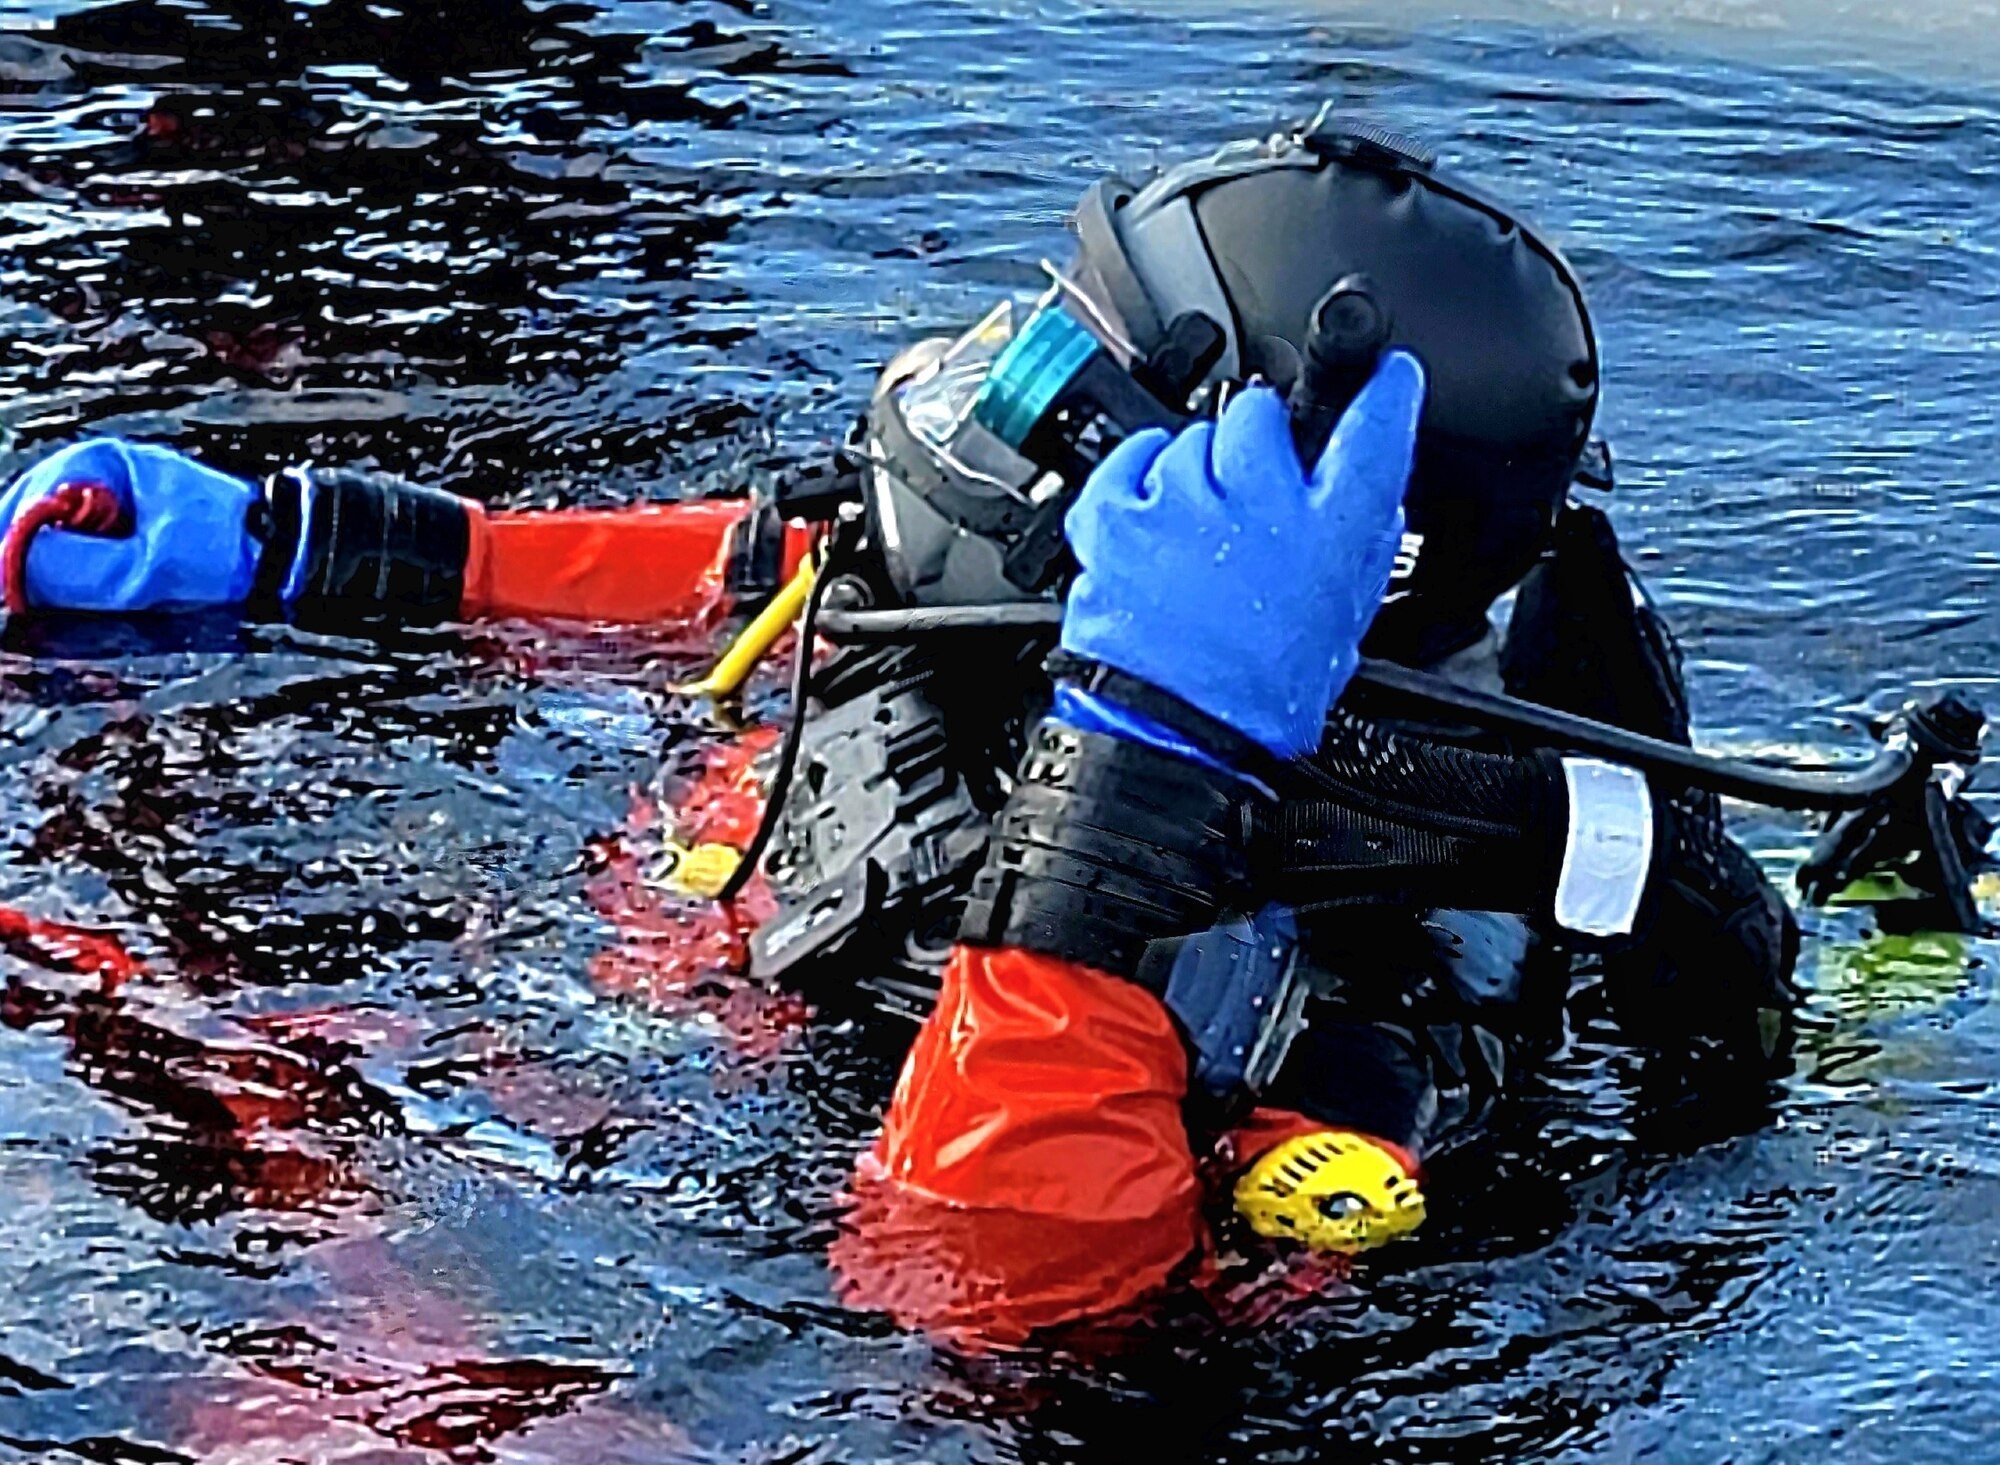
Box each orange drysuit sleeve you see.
[459,501,812,626]
[830,943,1204,1346]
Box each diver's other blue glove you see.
[0,438,263,611]
[1060,353,1427,763]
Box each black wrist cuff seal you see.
[958,719,1268,982]
[1043,651,1279,781]
[257,466,470,619]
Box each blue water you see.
[0,2,1996,1460]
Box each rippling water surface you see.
[0,2,1996,1461]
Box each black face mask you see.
[1079,115,1601,664]
[863,111,1601,666]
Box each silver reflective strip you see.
[1124,138,1317,218]
[1556,758,1655,937]
[1122,196,1241,379]
[279,463,318,604]
[869,463,905,561]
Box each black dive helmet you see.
[864,109,1600,665]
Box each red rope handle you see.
[0,905,144,992]
[2,480,132,614]
[0,481,147,988]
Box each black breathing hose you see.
[814,602,1924,812]
[818,606,1052,640]
[713,540,836,906]
[1353,659,1913,811]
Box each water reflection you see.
[0,0,1995,1461]
[0,0,834,499]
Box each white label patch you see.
[1383,531,1425,604]
[1555,758,1655,937]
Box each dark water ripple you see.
[0,1,1995,1462]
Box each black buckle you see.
[1573,437,1615,492]
[1304,117,1438,174]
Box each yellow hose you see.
[679,556,817,700]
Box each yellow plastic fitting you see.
[655,840,745,900]
[1233,1129,1427,1254]
[679,556,816,701]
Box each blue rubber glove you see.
[1060,354,1427,762]
[0,438,263,611]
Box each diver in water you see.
[0,113,1983,1343]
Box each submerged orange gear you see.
[589,729,779,972]
[831,945,1202,1344]
[828,942,1432,1343]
